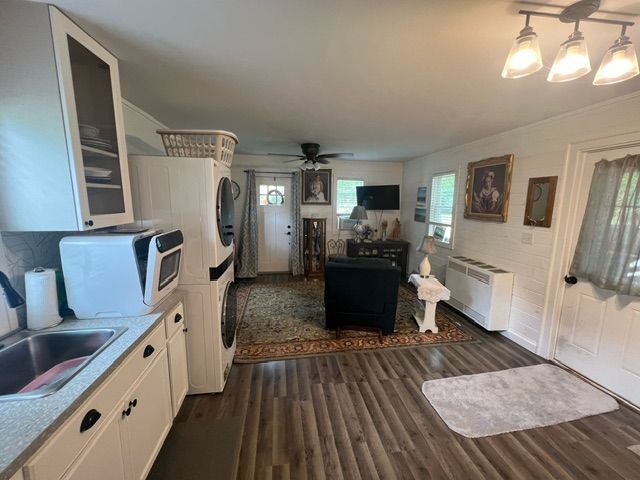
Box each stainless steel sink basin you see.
[0,327,127,401]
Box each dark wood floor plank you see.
[300,399,327,480]
[236,362,264,480]
[175,277,640,480]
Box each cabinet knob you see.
[129,398,138,408]
[84,220,94,227]
[174,313,183,323]
[183,327,188,333]
[143,344,155,358]
[79,409,101,433]
[122,407,132,418]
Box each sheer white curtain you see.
[569,154,640,296]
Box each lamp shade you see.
[593,35,639,85]
[349,205,368,221]
[547,30,591,82]
[417,235,437,254]
[502,26,543,79]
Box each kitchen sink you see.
[0,327,127,401]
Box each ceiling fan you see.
[268,143,354,170]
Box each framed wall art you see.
[464,154,513,222]
[524,176,557,228]
[302,169,332,205]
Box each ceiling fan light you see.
[502,26,543,79]
[593,36,640,85]
[547,30,591,82]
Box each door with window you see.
[258,177,292,272]
[555,145,640,406]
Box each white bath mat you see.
[422,364,618,438]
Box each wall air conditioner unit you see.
[338,216,358,231]
[444,256,514,331]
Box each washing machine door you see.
[221,280,237,349]
[217,177,235,247]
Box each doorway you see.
[257,176,292,273]
[554,143,640,407]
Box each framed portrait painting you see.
[302,169,332,205]
[464,154,513,222]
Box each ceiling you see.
[36,0,640,161]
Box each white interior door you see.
[555,145,640,407]
[258,177,292,272]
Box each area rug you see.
[147,417,242,480]
[234,281,472,362]
[421,364,619,438]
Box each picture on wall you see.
[414,207,427,223]
[464,154,513,222]
[416,187,427,206]
[302,169,332,205]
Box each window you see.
[259,184,285,205]
[336,178,364,216]
[428,172,456,247]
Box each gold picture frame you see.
[464,154,513,222]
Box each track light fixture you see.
[503,0,638,85]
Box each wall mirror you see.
[524,176,557,228]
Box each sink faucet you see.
[0,271,24,308]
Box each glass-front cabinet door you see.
[50,7,132,230]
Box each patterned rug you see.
[234,281,473,363]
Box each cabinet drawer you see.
[24,322,166,480]
[164,301,185,339]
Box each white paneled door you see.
[258,177,292,273]
[555,145,640,407]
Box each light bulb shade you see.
[349,205,368,221]
[593,36,640,85]
[547,30,591,82]
[502,26,543,79]
[417,235,437,254]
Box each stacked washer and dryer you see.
[128,131,239,393]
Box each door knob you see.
[286,232,291,235]
[564,275,578,285]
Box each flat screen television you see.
[356,185,400,210]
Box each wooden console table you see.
[346,239,410,278]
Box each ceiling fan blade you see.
[317,153,354,159]
[268,153,305,158]
[316,158,331,164]
[284,157,305,163]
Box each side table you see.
[408,274,451,333]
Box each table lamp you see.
[417,235,437,277]
[350,206,368,243]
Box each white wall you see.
[121,99,168,155]
[231,155,404,255]
[401,91,640,356]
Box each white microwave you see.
[60,230,183,318]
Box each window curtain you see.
[290,171,304,276]
[569,154,640,296]
[237,170,258,278]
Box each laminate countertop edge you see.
[0,292,184,480]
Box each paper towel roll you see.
[26,268,62,330]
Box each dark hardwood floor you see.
[177,275,640,479]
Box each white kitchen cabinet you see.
[0,1,133,231]
[167,325,189,417]
[61,412,125,480]
[119,351,172,480]
[22,315,178,480]
[165,303,189,417]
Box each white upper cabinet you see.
[0,1,133,231]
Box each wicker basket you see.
[156,129,238,167]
